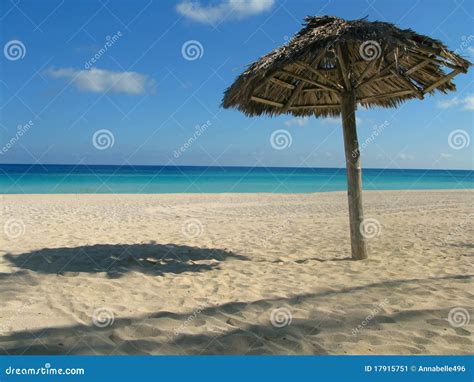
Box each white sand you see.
[0,190,472,355]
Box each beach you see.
[0,189,472,355]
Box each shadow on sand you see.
[0,273,471,355]
[4,242,248,278]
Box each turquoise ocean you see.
[0,164,472,194]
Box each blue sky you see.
[0,0,473,169]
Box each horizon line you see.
[0,163,472,172]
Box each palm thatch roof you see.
[222,15,471,117]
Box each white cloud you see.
[438,97,461,109]
[437,95,474,110]
[440,153,453,159]
[46,68,155,95]
[321,117,339,125]
[463,95,474,110]
[398,153,414,160]
[321,116,362,125]
[176,0,275,24]
[285,117,308,127]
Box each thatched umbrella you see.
[222,15,471,260]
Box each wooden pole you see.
[341,90,368,260]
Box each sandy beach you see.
[0,190,472,355]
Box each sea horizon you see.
[1,163,472,194]
[1,162,474,172]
